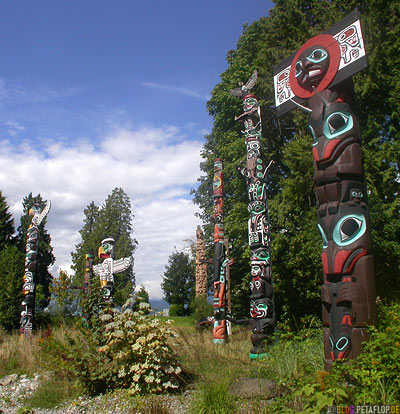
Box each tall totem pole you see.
[195,225,208,298]
[212,159,233,343]
[20,200,51,337]
[273,11,377,368]
[231,70,275,359]
[93,237,133,303]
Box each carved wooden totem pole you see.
[84,251,94,295]
[195,225,208,298]
[93,237,133,303]
[273,11,377,368]
[212,159,233,343]
[20,200,51,337]
[231,71,275,359]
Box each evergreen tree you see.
[71,188,138,306]
[193,0,400,324]
[17,193,55,311]
[0,191,15,249]
[71,201,100,287]
[161,251,195,308]
[0,244,25,331]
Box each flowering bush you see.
[99,298,184,395]
[41,297,184,395]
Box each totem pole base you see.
[249,352,268,360]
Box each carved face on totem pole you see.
[289,34,340,99]
[98,237,115,259]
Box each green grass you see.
[23,374,82,409]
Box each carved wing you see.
[93,262,108,279]
[33,200,51,226]
[112,256,133,274]
[243,70,258,92]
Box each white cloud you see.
[141,81,211,101]
[0,124,203,300]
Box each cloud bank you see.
[0,124,203,300]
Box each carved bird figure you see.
[230,70,258,98]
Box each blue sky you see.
[0,1,273,299]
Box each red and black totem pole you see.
[273,11,377,368]
[212,159,233,343]
[20,200,51,337]
[231,70,275,359]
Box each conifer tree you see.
[71,188,138,306]
[0,191,15,249]
[0,244,24,331]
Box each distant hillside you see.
[149,299,169,311]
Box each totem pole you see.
[93,237,133,303]
[195,225,208,298]
[231,70,275,359]
[212,159,233,343]
[273,11,377,368]
[84,251,94,295]
[20,200,51,337]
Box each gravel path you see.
[0,374,192,414]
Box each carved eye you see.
[295,61,302,77]
[309,125,318,146]
[333,214,366,246]
[254,250,270,261]
[336,336,349,351]
[323,111,353,139]
[317,224,328,249]
[307,48,328,63]
[340,217,362,242]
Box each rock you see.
[229,377,278,399]
[0,374,18,386]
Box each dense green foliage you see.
[161,250,195,310]
[0,245,24,331]
[190,296,213,323]
[0,191,15,249]
[193,0,400,323]
[71,187,138,306]
[17,193,55,311]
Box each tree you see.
[193,0,400,324]
[0,191,15,249]
[0,244,24,331]
[71,188,138,306]
[50,269,77,316]
[136,285,149,304]
[161,251,195,310]
[17,193,55,311]
[134,285,150,314]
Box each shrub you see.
[190,296,213,323]
[169,304,185,317]
[41,296,184,396]
[329,302,400,405]
[100,298,184,395]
